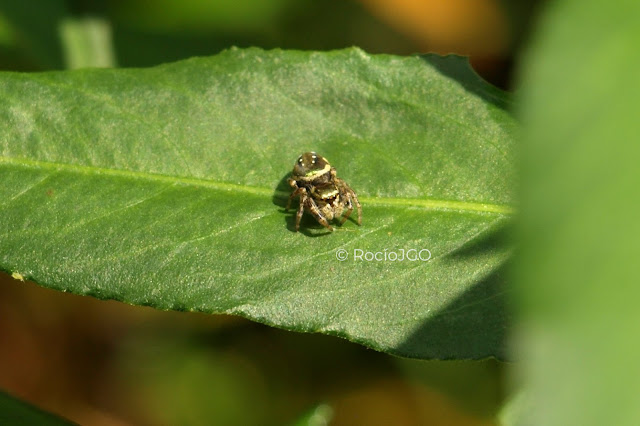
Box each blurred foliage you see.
[0,0,67,69]
[514,0,640,425]
[291,404,333,426]
[0,0,543,88]
[111,0,296,33]
[59,16,116,68]
[107,0,420,68]
[0,0,417,71]
[0,273,505,425]
[0,391,73,425]
[499,0,545,50]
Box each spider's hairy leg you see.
[339,195,354,225]
[352,189,362,225]
[295,192,306,231]
[306,197,334,231]
[337,179,362,226]
[286,180,303,211]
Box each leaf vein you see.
[0,156,513,214]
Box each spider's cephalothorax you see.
[286,152,362,232]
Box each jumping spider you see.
[286,152,362,232]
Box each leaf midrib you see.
[0,155,514,215]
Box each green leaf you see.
[0,391,74,425]
[515,0,640,424]
[0,48,516,359]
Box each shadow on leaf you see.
[422,54,512,112]
[396,221,513,360]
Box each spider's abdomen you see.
[311,184,339,201]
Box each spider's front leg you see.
[286,179,304,211]
[286,186,313,231]
[305,197,334,232]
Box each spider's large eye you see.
[302,152,327,169]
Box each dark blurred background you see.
[0,0,539,424]
[0,0,541,87]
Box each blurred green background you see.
[0,0,539,424]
